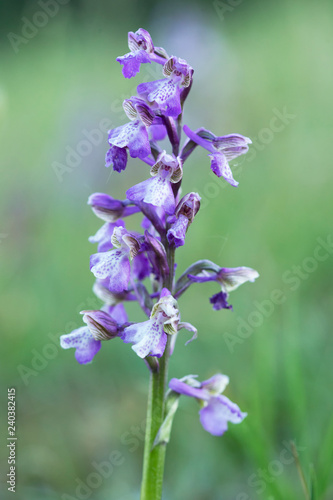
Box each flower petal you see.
[169,378,208,400]
[60,326,101,364]
[209,152,239,187]
[116,50,151,79]
[105,145,128,172]
[218,267,260,292]
[209,291,232,311]
[90,250,130,293]
[167,214,189,248]
[137,79,182,117]
[199,395,247,436]
[121,318,165,358]
[109,121,151,159]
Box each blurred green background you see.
[1,0,333,499]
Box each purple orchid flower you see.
[137,56,193,118]
[169,374,247,436]
[106,97,156,171]
[121,288,179,358]
[126,150,183,214]
[116,28,167,79]
[167,192,201,248]
[188,266,259,310]
[183,125,251,187]
[90,226,141,293]
[60,304,127,364]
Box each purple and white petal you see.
[137,79,182,117]
[109,121,151,159]
[60,326,101,364]
[90,250,131,293]
[150,331,167,358]
[127,176,175,214]
[209,152,239,187]
[121,317,165,358]
[217,267,260,292]
[199,395,247,436]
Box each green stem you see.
[140,247,175,500]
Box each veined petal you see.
[217,267,260,292]
[60,326,101,364]
[81,310,118,340]
[213,133,251,155]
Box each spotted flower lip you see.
[188,266,259,311]
[121,288,179,358]
[90,226,141,294]
[126,151,183,214]
[106,98,157,170]
[60,327,101,364]
[183,125,251,187]
[169,374,247,436]
[137,56,193,117]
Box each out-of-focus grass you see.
[1,1,333,499]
